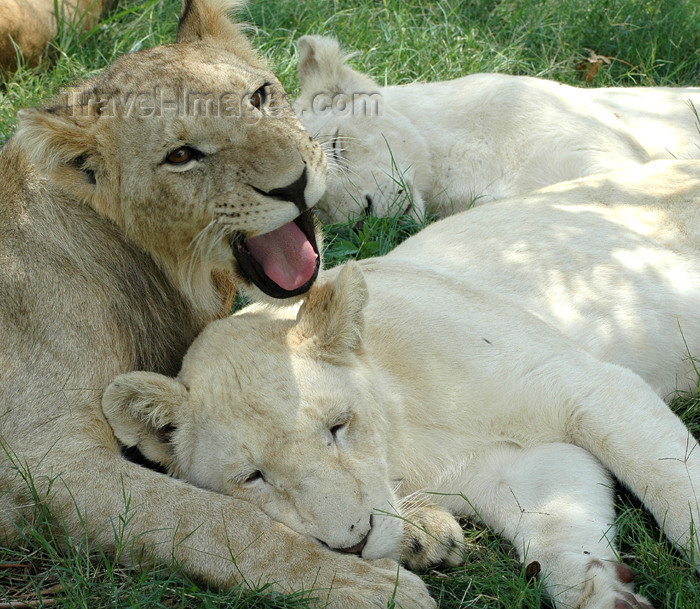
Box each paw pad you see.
[399,501,465,571]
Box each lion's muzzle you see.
[230,168,320,299]
[335,531,370,555]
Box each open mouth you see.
[230,209,320,299]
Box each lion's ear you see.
[102,371,188,469]
[15,105,99,203]
[177,0,263,66]
[296,35,378,96]
[296,261,369,357]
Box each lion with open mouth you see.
[0,1,435,608]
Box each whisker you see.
[186,218,222,291]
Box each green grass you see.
[1,0,700,607]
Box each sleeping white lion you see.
[103,160,700,609]
[295,35,700,223]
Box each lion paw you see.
[399,500,465,571]
[327,558,436,609]
[546,552,655,609]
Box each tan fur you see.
[0,1,116,72]
[106,160,700,608]
[0,1,434,607]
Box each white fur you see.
[106,160,700,608]
[295,35,700,222]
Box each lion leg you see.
[565,362,700,573]
[397,498,466,570]
[456,442,653,609]
[1,443,436,609]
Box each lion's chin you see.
[230,209,320,299]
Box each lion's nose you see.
[264,166,308,212]
[334,514,373,555]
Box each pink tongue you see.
[245,221,318,291]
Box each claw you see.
[615,591,655,609]
[525,560,541,581]
[615,563,635,583]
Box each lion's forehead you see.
[188,394,327,467]
[182,320,358,429]
[100,44,270,90]
[116,44,266,80]
[189,360,335,427]
[185,358,301,420]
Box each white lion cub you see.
[295,35,700,223]
[104,160,700,609]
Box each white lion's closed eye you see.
[230,470,266,487]
[329,412,353,443]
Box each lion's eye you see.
[164,146,203,165]
[243,470,264,485]
[249,85,268,111]
[330,418,350,440]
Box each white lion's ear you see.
[177,0,264,67]
[296,261,369,357]
[296,35,379,96]
[102,371,188,469]
[15,105,99,204]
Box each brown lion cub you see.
[0,1,434,607]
